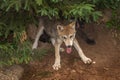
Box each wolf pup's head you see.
[57,22,76,54]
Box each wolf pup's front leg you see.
[52,43,61,70]
[73,38,92,64]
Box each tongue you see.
[66,48,72,54]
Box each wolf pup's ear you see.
[69,22,75,29]
[57,25,64,31]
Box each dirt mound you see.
[21,23,120,80]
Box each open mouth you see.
[66,47,72,54]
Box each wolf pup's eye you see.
[70,35,73,38]
[62,36,67,39]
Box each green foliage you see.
[0,40,32,65]
[35,0,43,5]
[91,0,120,9]
[68,3,102,22]
[106,10,120,29]
[37,7,59,19]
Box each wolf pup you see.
[32,17,92,70]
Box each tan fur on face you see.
[57,22,76,46]
[57,22,76,36]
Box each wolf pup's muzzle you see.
[66,45,72,54]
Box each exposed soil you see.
[21,23,120,80]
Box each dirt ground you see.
[21,23,120,80]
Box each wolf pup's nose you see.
[67,45,72,48]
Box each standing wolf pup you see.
[32,17,92,70]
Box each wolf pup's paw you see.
[52,63,61,70]
[82,57,92,64]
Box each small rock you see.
[71,69,76,73]
[103,67,109,71]
[92,61,96,64]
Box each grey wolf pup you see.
[32,17,92,70]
